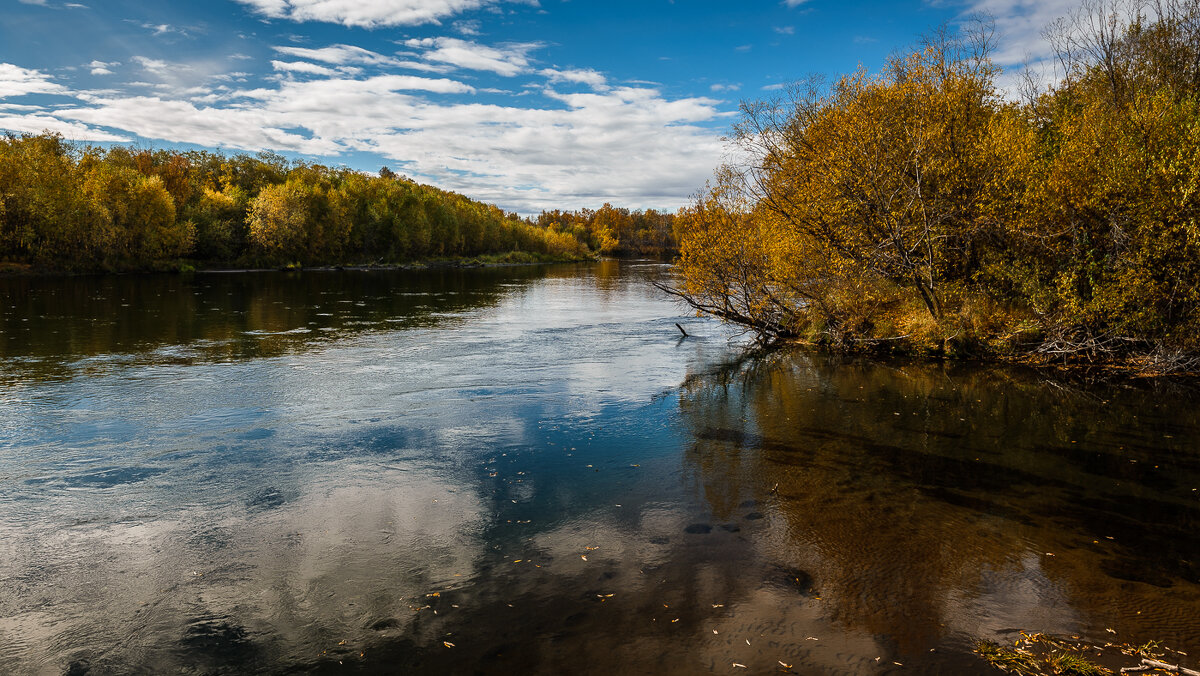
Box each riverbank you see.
[756,339,1200,381]
[0,249,597,277]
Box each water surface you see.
[1,262,1197,675]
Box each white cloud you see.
[540,68,607,90]
[774,26,795,35]
[40,71,724,213]
[88,60,118,76]
[403,37,539,76]
[59,95,341,154]
[710,83,741,92]
[0,113,127,141]
[273,44,447,73]
[956,0,1082,66]
[234,0,527,28]
[271,60,339,76]
[132,56,175,75]
[0,63,67,98]
[139,22,189,37]
[452,19,482,35]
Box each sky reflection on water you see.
[0,262,1197,675]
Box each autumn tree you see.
[672,2,1200,367]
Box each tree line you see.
[0,136,677,272]
[668,0,1200,371]
[533,204,676,257]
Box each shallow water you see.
[0,261,1197,675]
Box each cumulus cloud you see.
[0,112,128,141]
[0,63,67,98]
[271,60,340,76]
[403,37,540,76]
[42,71,723,212]
[539,68,607,90]
[234,0,527,28]
[955,0,1082,66]
[88,60,118,75]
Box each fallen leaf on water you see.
[1106,628,1117,634]
[581,555,587,561]
[513,560,523,563]
[672,618,680,623]
[713,630,719,634]
[443,642,455,648]
[893,662,903,666]
[805,637,818,641]
[732,664,747,669]
[712,604,724,608]
[779,662,792,668]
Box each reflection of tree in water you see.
[677,349,1200,654]
[0,266,565,383]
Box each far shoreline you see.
[0,251,615,278]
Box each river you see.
[0,261,1197,674]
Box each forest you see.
[0,136,676,273]
[668,0,1200,371]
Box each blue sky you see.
[1,0,1078,213]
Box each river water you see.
[0,261,1197,675]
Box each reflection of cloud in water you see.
[0,464,485,673]
[945,553,1082,639]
